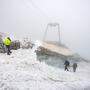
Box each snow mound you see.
[0,49,90,90]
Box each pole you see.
[43,24,48,41]
[58,24,61,44]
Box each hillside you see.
[0,46,90,90]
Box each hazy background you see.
[0,0,90,59]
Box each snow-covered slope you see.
[0,49,90,90]
[41,41,73,56]
[35,40,73,56]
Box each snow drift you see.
[0,41,90,90]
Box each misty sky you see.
[0,0,90,59]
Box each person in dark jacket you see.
[64,60,70,71]
[3,37,12,55]
[73,63,77,72]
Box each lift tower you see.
[43,23,61,44]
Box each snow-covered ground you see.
[0,48,90,90]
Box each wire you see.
[24,0,51,19]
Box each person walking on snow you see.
[3,37,12,55]
[73,63,77,72]
[64,60,70,71]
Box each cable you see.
[24,0,51,19]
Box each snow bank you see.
[0,48,90,90]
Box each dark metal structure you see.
[43,23,61,43]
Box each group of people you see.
[64,60,77,72]
[2,37,78,73]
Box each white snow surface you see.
[0,49,90,90]
[40,41,73,56]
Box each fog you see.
[0,0,90,59]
